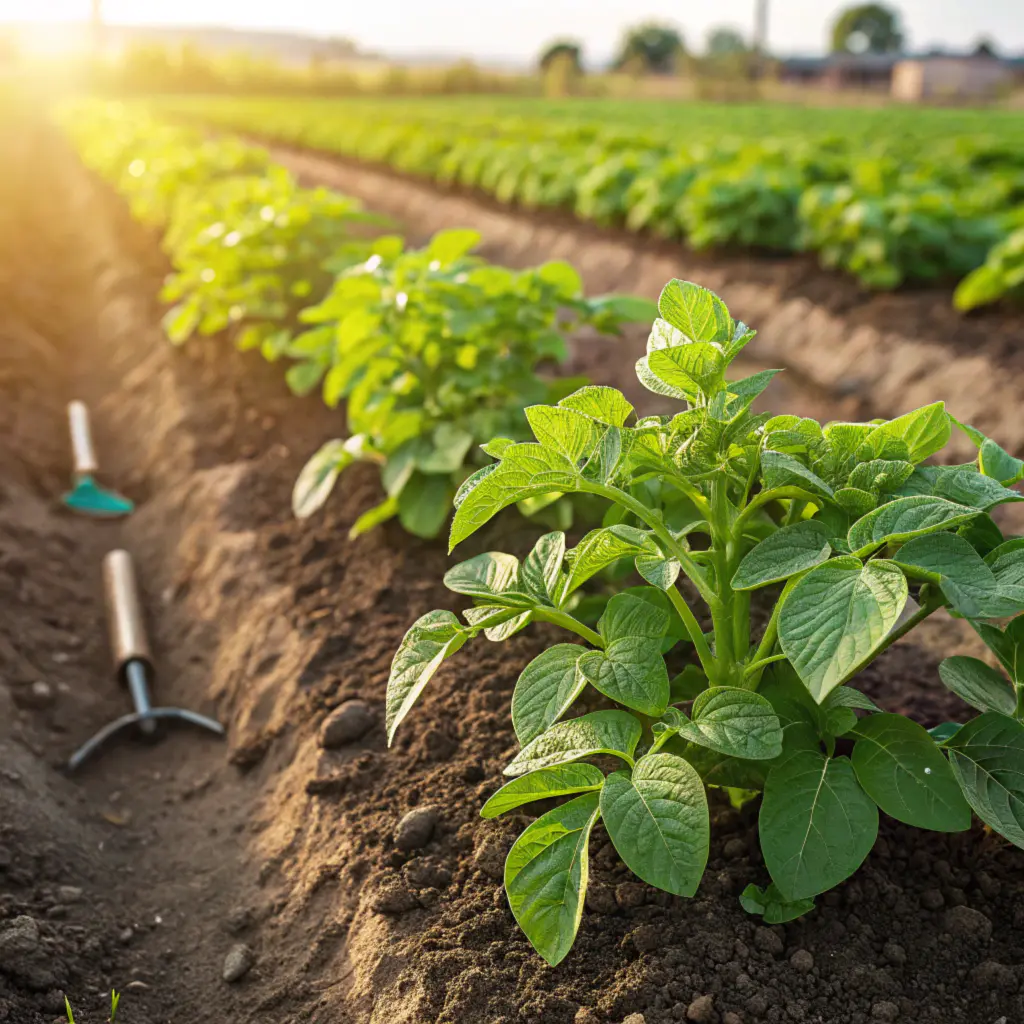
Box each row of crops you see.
[61,100,653,539]
[144,95,1024,309]
[59,99,1024,968]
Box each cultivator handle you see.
[103,549,153,678]
[68,400,99,476]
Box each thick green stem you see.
[535,608,605,649]
[667,586,717,680]
[580,481,716,607]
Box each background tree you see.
[830,4,904,54]
[538,40,582,74]
[706,27,748,57]
[615,23,685,74]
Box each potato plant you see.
[291,229,654,538]
[387,279,1024,964]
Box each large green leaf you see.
[526,405,602,463]
[893,533,1006,618]
[647,344,724,399]
[850,714,972,832]
[670,688,783,760]
[398,473,452,538]
[444,551,524,601]
[481,764,605,818]
[600,753,709,897]
[847,496,980,557]
[579,638,670,717]
[946,713,1024,849]
[558,386,634,427]
[505,792,601,965]
[449,444,579,551]
[938,657,1016,715]
[760,451,834,501]
[869,403,950,464]
[598,592,670,641]
[760,752,878,900]
[779,558,908,703]
[657,279,732,343]
[505,710,642,776]
[563,526,650,595]
[512,644,588,745]
[521,532,566,604]
[732,521,831,590]
[386,611,468,743]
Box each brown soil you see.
[0,109,1022,1024]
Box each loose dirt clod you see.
[945,905,994,943]
[686,994,715,1021]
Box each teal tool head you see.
[62,474,134,518]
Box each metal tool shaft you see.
[103,550,152,675]
[68,400,99,476]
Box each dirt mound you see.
[0,108,1021,1024]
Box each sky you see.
[3,1,1021,61]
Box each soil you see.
[0,107,1022,1024]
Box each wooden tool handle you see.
[68,401,99,476]
[103,550,153,678]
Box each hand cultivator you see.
[67,550,224,771]
[61,401,134,518]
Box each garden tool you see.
[61,401,134,517]
[67,550,225,771]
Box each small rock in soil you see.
[686,994,715,1021]
[790,949,814,973]
[871,1000,899,1022]
[404,858,452,890]
[920,888,944,910]
[395,806,439,851]
[723,837,746,859]
[27,680,54,708]
[944,905,993,943]
[472,833,508,879]
[630,924,661,953]
[621,1015,645,1024]
[574,1009,599,1024]
[585,882,617,915]
[753,925,784,956]
[882,942,906,965]
[319,700,376,748]
[722,1014,742,1024]
[222,943,255,983]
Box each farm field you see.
[149,94,1024,305]
[1,90,1024,1024]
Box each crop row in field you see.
[145,95,1024,307]
[59,100,652,540]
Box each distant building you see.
[779,49,1024,98]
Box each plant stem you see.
[1015,681,1024,721]
[743,653,788,678]
[535,608,605,648]
[581,481,716,607]
[667,586,717,679]
[734,486,824,535]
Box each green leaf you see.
[657,279,732,343]
[980,438,1024,486]
[348,496,399,538]
[990,548,1024,607]
[732,521,831,590]
[848,496,980,556]
[512,644,587,745]
[579,638,670,717]
[822,686,882,713]
[557,386,634,427]
[648,344,725,399]
[946,712,1024,850]
[870,403,950,464]
[760,451,834,501]
[739,883,815,925]
[635,549,681,591]
[932,469,1023,512]
[505,792,601,966]
[417,423,475,474]
[715,369,781,420]
[162,301,200,345]
[522,532,567,604]
[675,688,784,760]
[449,445,580,551]
[481,764,604,818]
[850,714,972,832]
[426,227,480,264]
[598,592,670,641]
[285,359,326,397]
[564,525,649,595]
[398,474,452,539]
[760,752,878,900]
[505,710,642,776]
[292,437,359,519]
[444,551,528,603]
[537,260,583,295]
[386,611,468,743]
[526,405,601,463]
[600,752,709,897]
[779,558,908,703]
[893,533,1005,618]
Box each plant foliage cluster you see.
[388,278,1024,964]
[60,101,653,537]
[149,94,1024,306]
